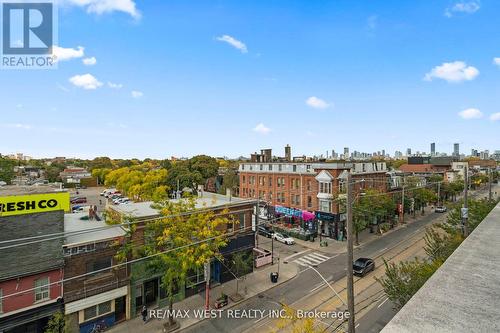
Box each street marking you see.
[355,323,360,329]
[302,255,323,265]
[294,258,313,266]
[378,297,389,308]
[378,247,388,253]
[309,282,326,293]
[309,252,330,261]
[283,249,310,262]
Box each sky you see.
[1,0,499,159]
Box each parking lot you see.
[68,186,106,213]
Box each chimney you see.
[197,184,204,198]
[226,188,232,202]
[285,144,291,162]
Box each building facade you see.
[0,189,70,333]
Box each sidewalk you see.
[293,206,432,255]
[106,261,298,333]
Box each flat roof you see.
[64,212,126,247]
[0,184,67,197]
[382,201,500,333]
[110,192,254,218]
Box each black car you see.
[353,258,375,276]
[258,225,274,238]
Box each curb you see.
[174,265,300,332]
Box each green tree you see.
[0,157,16,184]
[188,155,219,181]
[218,168,239,195]
[89,156,113,170]
[123,198,232,328]
[43,311,70,333]
[229,251,253,297]
[376,259,441,310]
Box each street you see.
[183,184,498,333]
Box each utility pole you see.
[437,182,441,206]
[489,168,493,202]
[346,171,355,333]
[462,167,469,237]
[401,184,405,224]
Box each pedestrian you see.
[141,305,147,323]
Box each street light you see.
[307,265,346,306]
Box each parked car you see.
[435,206,447,213]
[71,197,87,204]
[353,258,375,277]
[258,226,274,238]
[273,232,295,245]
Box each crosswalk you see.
[292,252,331,267]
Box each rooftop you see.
[381,201,500,333]
[110,192,253,218]
[0,211,65,281]
[0,184,66,197]
[64,212,126,247]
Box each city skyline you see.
[1,0,499,159]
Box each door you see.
[115,296,126,322]
[144,279,158,306]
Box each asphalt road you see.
[182,184,499,333]
[182,210,444,333]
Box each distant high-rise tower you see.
[285,144,291,161]
[406,148,411,156]
[431,143,436,156]
[453,143,459,157]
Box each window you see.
[242,165,245,170]
[242,175,246,183]
[239,213,245,229]
[306,165,311,171]
[307,196,312,208]
[34,277,49,302]
[307,180,311,191]
[260,164,263,171]
[319,200,332,213]
[293,165,297,172]
[278,164,282,172]
[87,257,112,273]
[319,182,331,194]
[83,301,113,321]
[269,164,273,171]
[269,177,272,187]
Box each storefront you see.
[315,211,346,241]
[64,286,127,333]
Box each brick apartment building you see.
[107,190,257,317]
[0,187,70,333]
[62,213,128,333]
[238,147,389,239]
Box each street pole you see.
[204,261,211,310]
[489,168,492,202]
[437,182,441,206]
[346,171,355,333]
[401,184,405,224]
[462,167,469,237]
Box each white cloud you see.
[493,58,500,67]
[108,82,123,89]
[66,0,140,19]
[131,90,143,98]
[4,123,32,130]
[490,113,500,121]
[52,45,84,62]
[253,123,271,134]
[458,108,483,119]
[69,74,103,90]
[445,1,480,17]
[216,35,248,53]
[306,96,331,109]
[82,56,97,66]
[424,61,479,82]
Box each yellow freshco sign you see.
[0,192,71,217]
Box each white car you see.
[273,232,295,245]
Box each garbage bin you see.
[270,272,279,283]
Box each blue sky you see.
[1,0,499,159]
